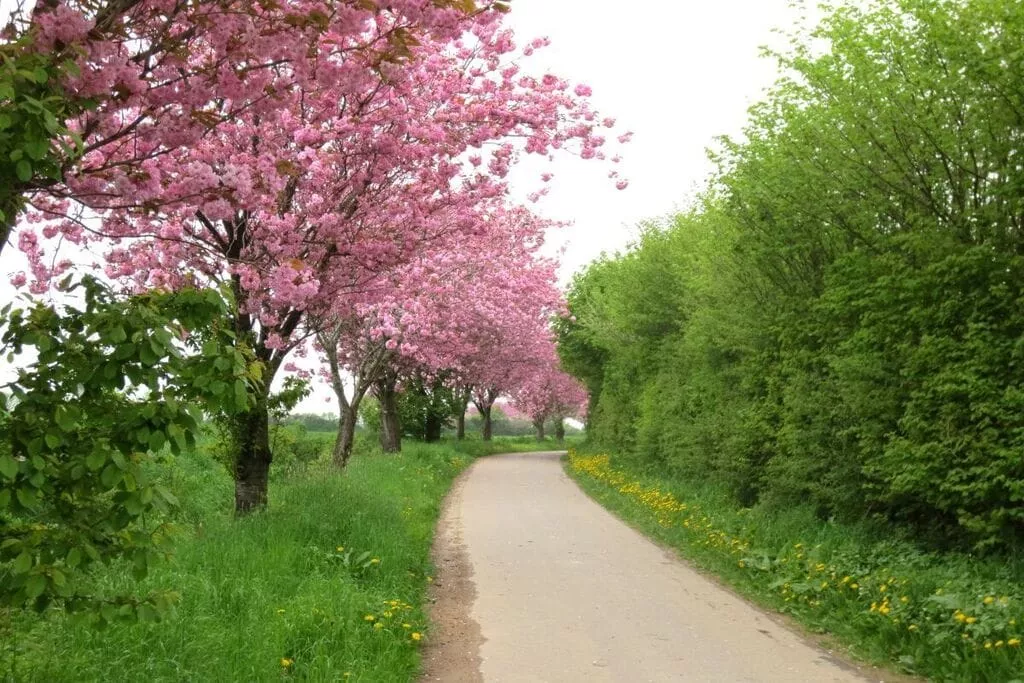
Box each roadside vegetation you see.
[558,1,1024,680]
[567,451,1023,681]
[2,432,563,682]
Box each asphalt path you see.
[423,451,886,683]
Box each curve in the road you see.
[424,451,889,683]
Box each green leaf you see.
[148,430,166,452]
[86,449,106,471]
[24,574,47,599]
[12,551,32,575]
[55,405,77,432]
[0,454,19,480]
[15,158,32,182]
[100,464,121,488]
[15,487,37,510]
[66,547,82,568]
[44,432,62,449]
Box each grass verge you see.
[3,439,482,682]
[565,450,1024,682]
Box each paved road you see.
[424,451,885,683]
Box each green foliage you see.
[0,30,88,228]
[568,451,1024,681]
[0,278,256,621]
[268,424,330,478]
[562,0,1024,552]
[1,438,478,681]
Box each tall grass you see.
[3,440,475,682]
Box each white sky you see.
[504,0,801,280]
[1,0,805,414]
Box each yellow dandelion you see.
[411,632,422,641]
[850,583,859,590]
[374,622,384,630]
[1008,638,1020,647]
[995,640,1004,648]
[966,616,977,624]
[984,641,992,649]
[984,596,995,605]
[879,605,891,616]
[364,614,376,622]
[281,658,294,668]
[336,546,344,552]
[370,558,380,564]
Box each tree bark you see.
[376,372,401,453]
[454,387,470,440]
[555,417,565,443]
[332,402,360,468]
[481,404,493,441]
[316,325,391,468]
[473,387,497,442]
[533,417,546,441]
[233,390,271,514]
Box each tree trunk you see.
[473,387,497,442]
[376,375,401,453]
[332,402,359,468]
[454,386,470,440]
[233,391,271,514]
[534,417,545,441]
[555,417,565,443]
[481,405,493,441]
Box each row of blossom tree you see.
[6,0,604,513]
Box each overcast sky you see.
[503,0,801,280]
[0,0,805,413]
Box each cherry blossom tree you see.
[316,202,563,460]
[11,1,626,511]
[2,0,500,254]
[515,362,588,441]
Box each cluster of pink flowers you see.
[10,0,630,413]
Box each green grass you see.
[3,436,524,682]
[566,450,1024,683]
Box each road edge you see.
[419,460,485,683]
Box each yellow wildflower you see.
[850,583,859,590]
[983,596,995,605]
[402,623,411,629]
[364,614,376,622]
[411,632,422,641]
[281,658,294,668]
[374,622,384,630]
[984,641,992,649]
[900,596,909,603]
[1008,638,1020,647]
[336,546,344,552]
[995,640,1004,648]
[908,624,918,632]
[370,558,380,564]
[966,616,977,624]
